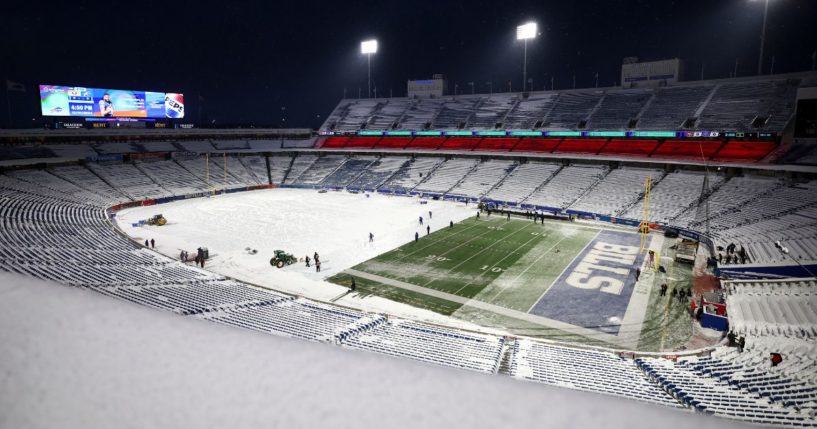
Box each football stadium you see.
[2,2,817,428]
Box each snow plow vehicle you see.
[270,250,297,268]
[147,214,167,226]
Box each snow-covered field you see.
[116,188,484,329]
[0,272,747,429]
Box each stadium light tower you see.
[361,39,378,98]
[516,22,537,92]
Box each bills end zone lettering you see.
[529,230,645,335]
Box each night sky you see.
[2,0,816,129]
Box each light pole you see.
[361,39,378,98]
[486,81,492,95]
[516,22,537,92]
[468,82,475,95]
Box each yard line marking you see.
[394,218,523,275]
[526,229,602,313]
[452,232,543,296]
[423,221,534,289]
[487,234,571,303]
[392,218,491,262]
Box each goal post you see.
[639,175,652,252]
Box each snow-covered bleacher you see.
[380,157,444,192]
[714,212,817,264]
[48,165,128,203]
[541,91,603,130]
[41,143,98,159]
[702,181,817,261]
[511,339,682,407]
[414,158,479,194]
[5,168,115,207]
[267,154,293,184]
[637,344,817,427]
[677,175,783,229]
[92,142,141,154]
[367,99,411,131]
[175,140,215,152]
[587,91,652,131]
[320,156,376,188]
[724,278,817,338]
[503,93,558,130]
[86,162,171,200]
[484,161,561,204]
[433,98,481,129]
[448,160,517,198]
[569,167,660,215]
[467,94,517,130]
[282,154,319,184]
[342,318,504,373]
[348,156,409,190]
[218,156,263,185]
[238,155,271,184]
[295,155,347,185]
[636,85,713,130]
[698,79,799,132]
[624,171,725,224]
[135,160,208,195]
[320,73,813,134]
[201,297,367,341]
[337,99,382,131]
[524,164,608,209]
[140,141,178,152]
[174,156,239,189]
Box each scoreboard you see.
[39,85,184,119]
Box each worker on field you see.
[450,220,453,229]
[415,231,419,242]
[507,212,510,221]
[369,232,374,242]
[427,225,430,235]
[635,267,641,282]
[428,210,432,219]
[476,211,480,219]
[305,255,311,267]
[151,238,155,249]
[419,216,423,225]
[350,277,356,291]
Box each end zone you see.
[528,229,648,336]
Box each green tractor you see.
[270,249,297,268]
[147,214,167,226]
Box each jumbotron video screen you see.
[39,85,184,119]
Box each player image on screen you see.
[98,93,114,117]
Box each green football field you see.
[328,215,694,352]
